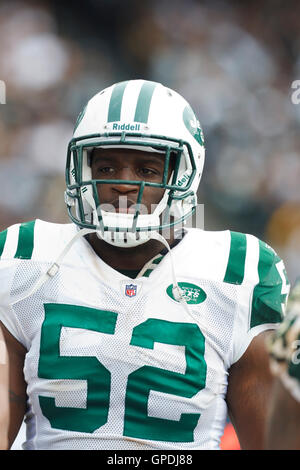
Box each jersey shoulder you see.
[0,219,76,264]
[182,227,248,283]
[184,228,290,328]
[184,227,282,284]
[250,236,290,328]
[0,219,77,320]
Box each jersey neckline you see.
[76,229,187,284]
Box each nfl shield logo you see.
[125,283,137,297]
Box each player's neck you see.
[86,232,175,271]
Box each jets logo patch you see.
[166,282,207,305]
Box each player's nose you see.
[111,167,139,194]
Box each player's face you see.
[91,148,174,214]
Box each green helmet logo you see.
[183,105,204,146]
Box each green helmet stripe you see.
[0,229,7,258]
[14,220,36,260]
[107,81,129,122]
[223,231,247,285]
[134,81,157,123]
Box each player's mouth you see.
[108,197,139,214]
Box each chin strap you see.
[149,232,184,302]
[148,232,221,341]
[148,231,203,323]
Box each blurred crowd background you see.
[0,0,300,284]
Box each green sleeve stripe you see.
[0,229,7,257]
[107,81,129,123]
[14,220,36,260]
[134,81,157,123]
[257,240,274,279]
[223,231,247,285]
[250,240,287,329]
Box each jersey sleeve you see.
[267,280,300,402]
[230,236,290,364]
[0,225,31,347]
[0,260,29,347]
[250,240,290,329]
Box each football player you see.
[0,79,290,450]
[265,280,300,449]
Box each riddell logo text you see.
[112,123,141,131]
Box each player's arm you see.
[0,322,27,449]
[226,330,275,450]
[265,377,300,449]
[226,238,290,449]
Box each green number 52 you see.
[38,303,207,442]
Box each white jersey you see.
[0,220,289,450]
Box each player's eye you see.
[138,168,159,177]
[96,166,115,175]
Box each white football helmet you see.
[65,79,205,247]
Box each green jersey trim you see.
[0,229,8,257]
[14,220,36,260]
[116,254,165,279]
[143,255,164,278]
[117,269,141,279]
[223,231,247,285]
[251,240,289,329]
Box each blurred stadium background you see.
[1,0,299,450]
